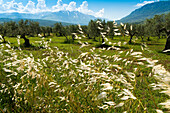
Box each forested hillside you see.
[118,1,170,23]
[0,18,72,27]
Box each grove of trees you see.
[0,13,170,51]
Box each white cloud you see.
[0,0,3,5]
[76,1,105,17]
[0,0,105,17]
[66,1,76,12]
[51,0,104,17]
[24,1,36,13]
[77,1,94,15]
[36,0,49,12]
[57,0,63,6]
[95,8,104,17]
[136,1,155,7]
[52,0,68,12]
[2,0,24,13]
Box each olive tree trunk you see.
[164,35,170,51]
[2,36,6,43]
[159,28,170,51]
[21,34,31,47]
[129,32,137,44]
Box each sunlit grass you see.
[0,34,169,112]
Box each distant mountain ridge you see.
[0,11,97,25]
[0,18,72,27]
[118,1,170,23]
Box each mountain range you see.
[0,1,170,26]
[0,18,72,26]
[0,11,96,25]
[118,1,170,23]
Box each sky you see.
[0,0,165,20]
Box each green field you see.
[4,36,170,70]
[0,35,170,112]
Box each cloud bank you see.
[136,0,160,7]
[0,0,104,17]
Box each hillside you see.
[0,18,72,27]
[118,1,170,23]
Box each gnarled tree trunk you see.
[147,37,150,41]
[2,35,6,43]
[21,34,31,47]
[141,36,144,42]
[129,36,133,44]
[93,37,96,41]
[63,34,69,42]
[59,32,62,37]
[102,37,105,44]
[72,35,75,42]
[159,28,170,51]
[87,34,91,39]
[48,32,50,36]
[164,35,170,51]
[129,32,137,44]
[43,33,46,37]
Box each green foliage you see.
[107,21,115,39]
[165,13,170,30]
[5,21,18,37]
[0,13,169,50]
[88,20,100,40]
[0,18,72,27]
[0,36,169,112]
[28,21,41,36]
[136,24,145,38]
[53,23,65,36]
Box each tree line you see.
[0,13,169,50]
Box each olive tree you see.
[18,19,31,47]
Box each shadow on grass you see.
[93,39,99,42]
[61,40,94,45]
[114,46,130,50]
[13,44,46,51]
[127,42,165,46]
[95,44,112,48]
[128,42,142,45]
[158,50,170,55]
[147,43,165,46]
[95,44,130,50]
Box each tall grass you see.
[0,23,169,113]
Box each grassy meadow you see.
[0,35,170,112]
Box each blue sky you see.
[0,0,164,20]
